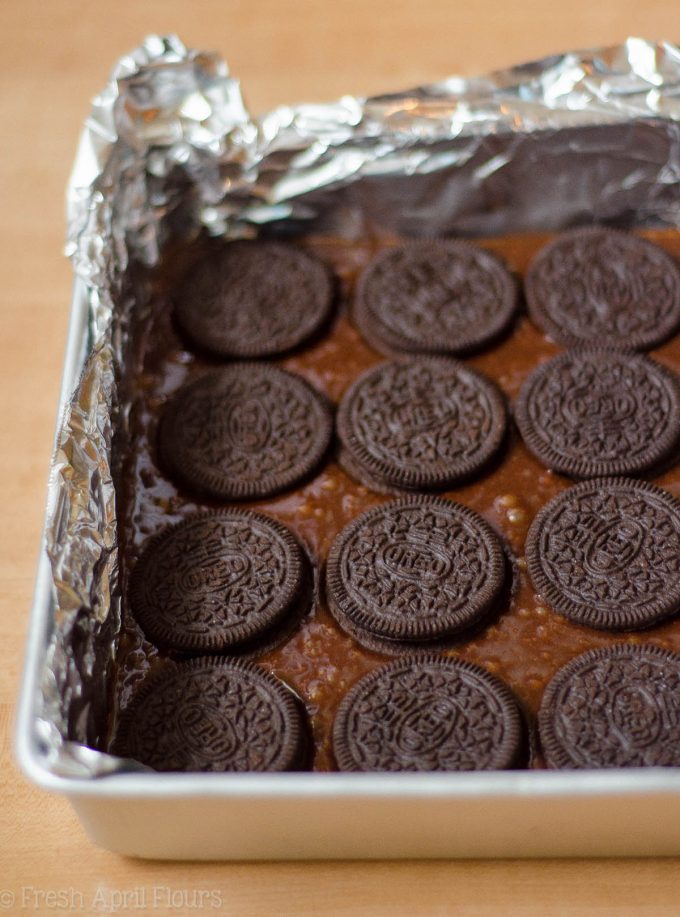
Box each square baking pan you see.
[16,35,680,859]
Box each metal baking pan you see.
[16,35,680,859]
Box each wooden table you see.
[3,2,680,912]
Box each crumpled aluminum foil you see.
[37,34,680,777]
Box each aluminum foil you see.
[36,34,680,777]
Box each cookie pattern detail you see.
[159,365,332,499]
[527,229,680,349]
[515,348,680,477]
[333,656,521,771]
[327,497,506,643]
[539,646,680,768]
[122,660,303,772]
[345,505,488,620]
[357,241,517,355]
[527,480,680,630]
[130,512,303,650]
[175,241,333,358]
[338,359,506,489]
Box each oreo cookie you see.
[115,658,308,772]
[354,240,518,357]
[333,655,523,771]
[159,364,333,500]
[539,645,680,768]
[526,478,680,631]
[515,347,680,478]
[526,228,680,350]
[336,358,507,492]
[129,511,310,655]
[175,241,334,358]
[326,496,506,653]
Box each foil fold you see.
[37,34,680,777]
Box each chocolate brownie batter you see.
[111,230,680,772]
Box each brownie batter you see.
[111,229,680,771]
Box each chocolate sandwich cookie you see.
[129,511,310,655]
[333,655,523,772]
[336,358,507,492]
[525,227,680,350]
[159,364,333,500]
[115,657,308,772]
[515,347,680,478]
[175,241,334,359]
[526,478,680,631]
[326,497,506,654]
[539,645,680,769]
[354,240,518,357]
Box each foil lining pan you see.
[36,34,680,778]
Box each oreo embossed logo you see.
[378,541,452,583]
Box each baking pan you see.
[16,35,680,858]
[16,282,680,860]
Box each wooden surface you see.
[3,2,680,913]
